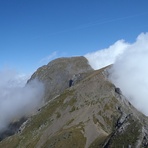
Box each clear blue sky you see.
[0,0,148,73]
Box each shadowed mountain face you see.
[0,56,148,147]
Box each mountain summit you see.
[0,56,148,148]
[28,56,93,102]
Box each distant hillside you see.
[0,56,148,148]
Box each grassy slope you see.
[0,67,147,148]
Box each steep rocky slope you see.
[0,56,148,148]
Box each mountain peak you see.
[29,56,93,102]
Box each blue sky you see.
[0,0,148,73]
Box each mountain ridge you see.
[0,56,148,148]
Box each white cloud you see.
[0,68,44,131]
[84,40,129,70]
[109,32,148,115]
[40,51,58,64]
[85,32,148,115]
[0,68,30,88]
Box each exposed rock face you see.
[28,56,93,102]
[0,56,148,147]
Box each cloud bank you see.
[85,32,148,116]
[109,33,148,115]
[84,40,129,70]
[0,69,44,131]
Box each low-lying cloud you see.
[0,69,44,131]
[85,32,148,116]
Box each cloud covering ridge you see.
[109,32,148,115]
[85,40,130,70]
[0,69,44,131]
[86,32,148,115]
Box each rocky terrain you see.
[0,56,148,148]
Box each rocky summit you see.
[0,56,148,148]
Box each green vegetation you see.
[66,118,75,126]
[109,118,142,147]
[69,106,76,113]
[56,112,61,118]
[68,97,77,106]
[93,114,98,124]
[0,135,20,148]
[0,89,74,148]
[89,136,107,148]
[20,90,74,146]
[42,126,86,148]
